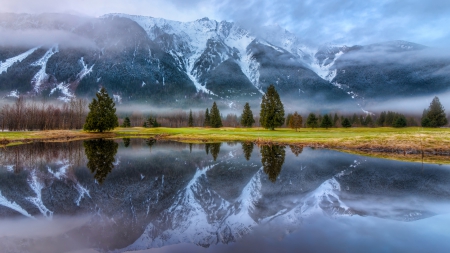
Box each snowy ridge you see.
[0,190,34,219]
[0,47,38,74]
[310,50,344,82]
[121,165,262,251]
[76,57,94,80]
[30,45,58,93]
[25,170,53,218]
[49,82,74,102]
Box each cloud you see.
[0,0,449,48]
[0,29,97,48]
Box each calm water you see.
[0,139,449,253]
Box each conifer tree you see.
[122,117,131,127]
[422,96,448,127]
[84,87,118,132]
[188,110,194,127]
[333,113,339,127]
[393,115,407,128]
[240,102,255,127]
[204,108,210,127]
[320,114,333,129]
[342,118,351,128]
[289,111,303,131]
[242,142,254,161]
[306,113,318,128]
[259,84,285,130]
[365,114,374,127]
[209,102,223,128]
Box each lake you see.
[0,139,449,253]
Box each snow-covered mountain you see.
[0,13,449,109]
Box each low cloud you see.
[0,29,97,49]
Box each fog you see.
[0,29,97,49]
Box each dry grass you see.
[1,127,449,164]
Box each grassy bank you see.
[0,127,449,164]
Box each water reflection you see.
[123,138,131,148]
[242,142,254,161]
[260,145,286,182]
[0,140,450,253]
[289,144,303,156]
[84,139,118,184]
[205,143,222,161]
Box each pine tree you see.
[377,111,386,126]
[306,113,318,128]
[84,87,118,132]
[320,114,333,129]
[342,118,351,128]
[393,115,407,128]
[422,96,448,127]
[365,114,374,127]
[240,102,255,127]
[333,113,339,127]
[188,110,194,127]
[242,142,254,161]
[289,111,303,131]
[122,117,131,128]
[210,102,223,128]
[259,84,285,130]
[204,108,210,127]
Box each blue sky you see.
[1,0,449,47]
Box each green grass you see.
[1,127,449,164]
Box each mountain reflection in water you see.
[0,139,449,253]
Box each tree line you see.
[0,97,87,131]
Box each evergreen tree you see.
[333,113,339,127]
[209,102,223,128]
[188,110,194,127]
[259,84,285,130]
[84,139,118,184]
[351,113,359,126]
[306,113,318,128]
[320,114,333,129]
[204,108,210,127]
[240,102,255,127]
[84,87,118,132]
[365,114,374,127]
[210,143,221,161]
[393,115,407,128]
[422,96,448,127]
[242,142,254,161]
[289,111,303,131]
[377,111,386,126]
[342,118,352,128]
[122,117,131,128]
[360,115,366,126]
[261,145,286,183]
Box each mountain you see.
[0,13,449,111]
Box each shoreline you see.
[1,127,449,164]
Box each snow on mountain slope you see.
[30,45,58,93]
[0,190,34,219]
[0,47,39,74]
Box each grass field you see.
[1,127,449,164]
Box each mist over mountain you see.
[0,13,449,112]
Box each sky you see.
[0,0,450,47]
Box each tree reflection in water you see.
[260,145,286,183]
[205,143,221,161]
[123,138,131,148]
[84,139,118,184]
[289,145,303,157]
[242,142,254,161]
